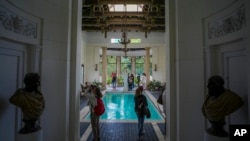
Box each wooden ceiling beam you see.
[82,12,165,18]
[82,23,165,26]
[82,26,164,32]
[82,0,165,33]
[98,0,153,5]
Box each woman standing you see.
[83,84,103,141]
[134,86,148,139]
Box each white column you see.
[131,56,136,75]
[102,47,107,89]
[145,47,150,87]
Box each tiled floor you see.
[80,86,166,141]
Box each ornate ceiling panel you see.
[82,0,165,36]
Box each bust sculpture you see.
[202,75,244,137]
[9,73,45,134]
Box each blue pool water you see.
[84,93,164,121]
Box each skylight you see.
[108,4,143,12]
[111,38,141,43]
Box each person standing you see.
[127,73,131,90]
[134,86,148,139]
[112,73,117,89]
[111,72,114,88]
[130,74,135,89]
[83,84,103,141]
[141,73,147,90]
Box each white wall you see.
[171,0,250,141]
[84,45,100,82]
[81,32,88,83]
[175,0,205,140]
[152,47,167,82]
[39,1,72,140]
[1,0,81,141]
[82,32,87,66]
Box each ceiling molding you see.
[82,0,165,34]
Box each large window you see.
[108,4,144,12]
[111,38,141,43]
[121,56,131,74]
[107,56,116,75]
[100,54,153,83]
[135,56,144,76]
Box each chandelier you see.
[119,30,130,57]
[119,4,130,57]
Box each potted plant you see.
[117,76,124,86]
[147,80,162,91]
[92,80,103,90]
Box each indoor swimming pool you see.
[84,93,164,122]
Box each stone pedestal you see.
[204,132,229,141]
[17,129,43,141]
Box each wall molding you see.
[204,1,246,46]
[0,1,42,45]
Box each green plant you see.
[92,80,103,88]
[117,76,124,86]
[106,77,112,85]
[134,78,138,84]
[147,80,162,91]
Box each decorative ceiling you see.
[82,0,165,38]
